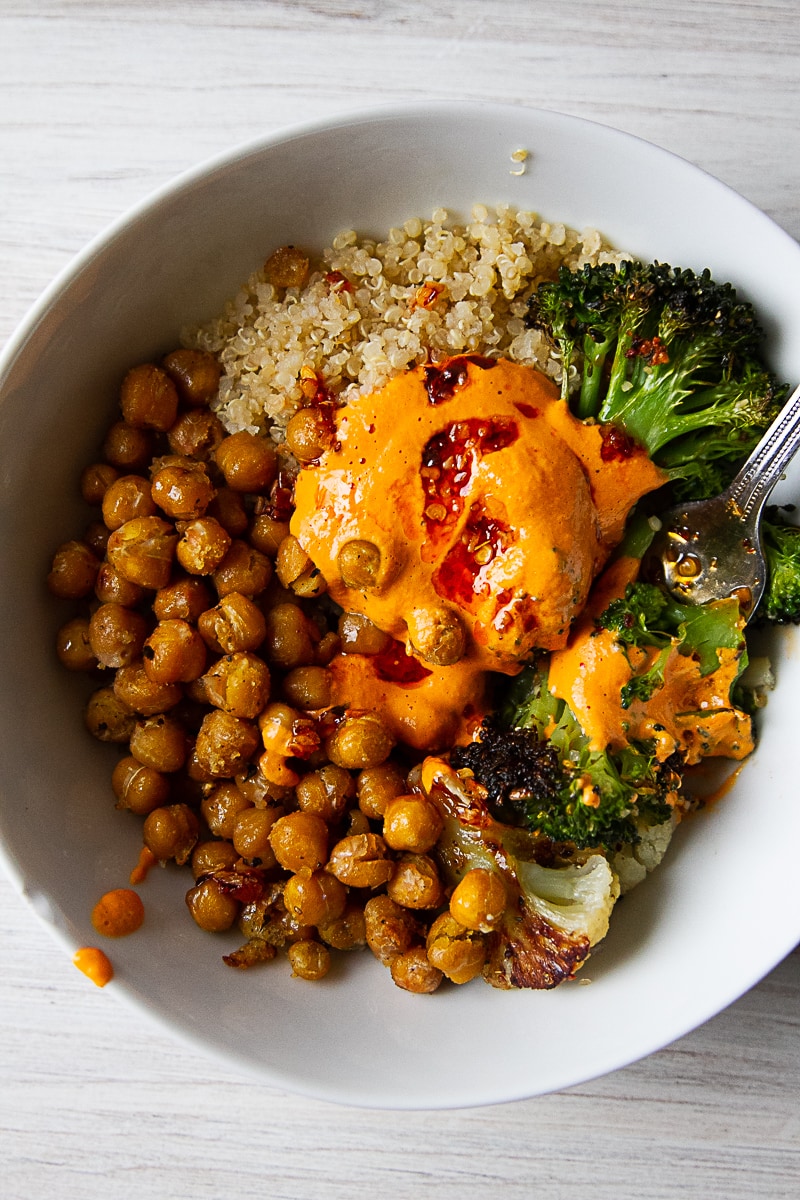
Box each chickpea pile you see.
[48,347,502,993]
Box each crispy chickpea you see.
[363,894,420,966]
[269,811,329,874]
[232,807,280,862]
[213,540,272,598]
[288,939,330,981]
[101,474,157,530]
[186,878,239,932]
[215,431,277,494]
[176,517,231,575]
[167,408,225,461]
[198,591,266,654]
[325,712,395,770]
[91,889,145,938]
[382,793,443,854]
[264,245,309,289]
[201,651,271,719]
[234,763,290,808]
[326,833,393,889]
[356,762,407,820]
[206,487,249,537]
[85,686,135,743]
[143,802,199,863]
[337,611,391,656]
[282,665,332,711]
[106,516,179,590]
[426,913,487,985]
[248,513,290,557]
[162,348,222,407]
[346,807,371,836]
[47,539,100,599]
[153,576,213,623]
[94,562,145,607]
[283,870,347,927]
[190,839,239,880]
[83,520,111,558]
[275,535,326,597]
[129,714,188,773]
[318,906,367,951]
[80,462,119,506]
[390,946,443,994]
[336,539,383,590]
[102,420,153,471]
[449,868,508,933]
[151,458,215,522]
[285,407,334,463]
[201,781,253,839]
[88,603,148,669]
[113,661,182,716]
[112,755,171,816]
[386,853,444,910]
[406,604,467,667]
[120,363,179,432]
[56,616,97,671]
[262,602,315,668]
[143,618,207,684]
[295,764,354,823]
[193,710,260,778]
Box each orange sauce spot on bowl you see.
[73,946,114,987]
[91,888,145,938]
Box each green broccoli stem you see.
[574,329,614,419]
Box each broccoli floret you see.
[759,510,800,624]
[528,261,785,500]
[620,646,670,708]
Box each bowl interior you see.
[2,104,800,1108]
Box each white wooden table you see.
[1,3,798,1197]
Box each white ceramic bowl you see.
[2,104,800,1109]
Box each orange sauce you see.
[129,845,158,885]
[91,888,145,938]
[73,946,114,988]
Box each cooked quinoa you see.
[185,204,626,437]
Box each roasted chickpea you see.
[275,535,326,597]
[113,661,182,716]
[295,764,354,823]
[346,807,371,836]
[264,245,309,289]
[193,710,260,778]
[120,363,179,432]
[215,431,277,493]
[80,462,119,506]
[144,619,207,683]
[364,895,420,966]
[262,602,315,668]
[248,513,290,557]
[201,651,271,719]
[285,407,334,463]
[167,408,225,461]
[386,853,444,910]
[176,517,231,575]
[112,755,171,816]
[106,516,179,590]
[83,520,111,558]
[337,611,391,656]
[129,713,188,773]
[258,702,320,787]
[47,539,100,599]
[283,870,347,927]
[162,348,222,407]
[336,539,383,590]
[201,781,253,839]
[198,591,266,654]
[318,906,367,951]
[206,487,249,537]
[153,576,214,623]
[326,833,393,889]
[406,604,467,666]
[101,474,157,530]
[426,913,487,985]
[382,793,444,854]
[449,868,507,933]
[85,687,135,743]
[287,939,331,981]
[232,807,280,862]
[150,458,216,522]
[268,811,329,874]
[143,802,199,863]
[56,616,97,671]
[88,602,148,669]
[213,540,272,598]
[325,713,395,770]
[102,421,153,472]
[390,946,443,994]
[356,762,407,820]
[313,630,340,666]
[186,878,239,932]
[94,562,145,608]
[190,839,239,880]
[282,665,332,710]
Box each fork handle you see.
[727,380,800,518]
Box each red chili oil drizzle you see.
[423,354,497,405]
[212,869,266,904]
[625,334,670,367]
[371,637,432,684]
[325,270,354,293]
[264,466,296,521]
[513,401,539,419]
[433,501,513,608]
[600,425,637,462]
[420,417,518,560]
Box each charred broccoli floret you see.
[528,260,786,500]
[758,509,800,624]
